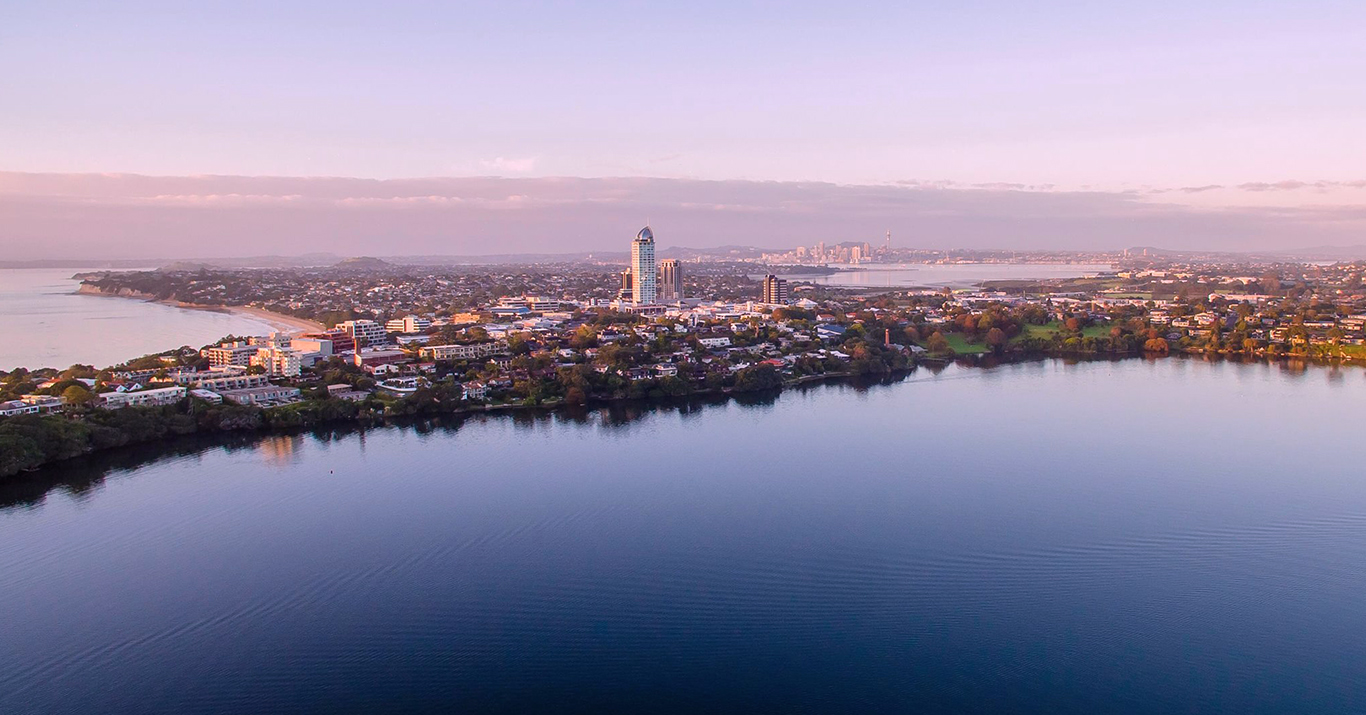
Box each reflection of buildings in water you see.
[257,434,304,466]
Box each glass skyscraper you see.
[631,226,657,304]
[658,258,682,301]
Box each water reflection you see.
[2,357,1359,513]
[3,357,1366,714]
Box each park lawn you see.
[1328,344,1366,359]
[1016,321,1112,341]
[1081,324,1112,338]
[921,321,1118,355]
[1020,322,1061,339]
[941,333,989,354]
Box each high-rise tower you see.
[631,226,657,304]
[762,274,789,305]
[659,259,682,302]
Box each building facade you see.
[659,258,682,302]
[418,341,509,361]
[762,274,790,305]
[191,373,270,392]
[203,342,260,368]
[631,226,657,304]
[384,315,432,334]
[220,386,302,406]
[98,386,188,410]
[250,347,303,377]
[300,329,355,354]
[338,319,388,348]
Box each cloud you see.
[2,171,1365,260]
[1233,180,1366,192]
[477,157,538,173]
[139,193,305,205]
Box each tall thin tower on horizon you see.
[631,226,657,304]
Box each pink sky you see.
[3,3,1364,257]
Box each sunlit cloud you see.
[477,157,538,174]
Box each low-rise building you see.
[338,319,388,348]
[462,381,488,401]
[326,383,371,401]
[19,395,64,413]
[189,389,223,404]
[97,386,187,410]
[250,347,303,377]
[191,373,271,392]
[418,341,509,361]
[0,400,39,417]
[220,386,302,406]
[203,342,261,368]
[385,315,432,334]
[353,348,408,368]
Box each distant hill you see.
[158,261,218,272]
[335,256,392,270]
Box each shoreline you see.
[76,284,324,334]
[214,305,324,334]
[1,353,1354,490]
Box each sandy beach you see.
[223,305,325,334]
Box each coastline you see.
[76,284,323,334]
[216,305,324,334]
[2,353,1360,483]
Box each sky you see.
[2,1,1365,258]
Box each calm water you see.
[795,262,1114,289]
[2,359,1365,714]
[0,268,280,371]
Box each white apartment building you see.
[203,342,261,368]
[97,386,187,410]
[19,395,64,413]
[290,337,333,357]
[220,386,302,406]
[0,400,39,417]
[385,315,432,334]
[191,373,270,392]
[250,347,303,377]
[419,341,510,361]
[338,319,388,348]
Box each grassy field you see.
[941,333,989,354]
[1019,321,1112,340]
[921,321,1116,355]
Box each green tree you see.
[61,384,95,406]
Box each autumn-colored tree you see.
[1143,337,1170,354]
[985,328,1006,351]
